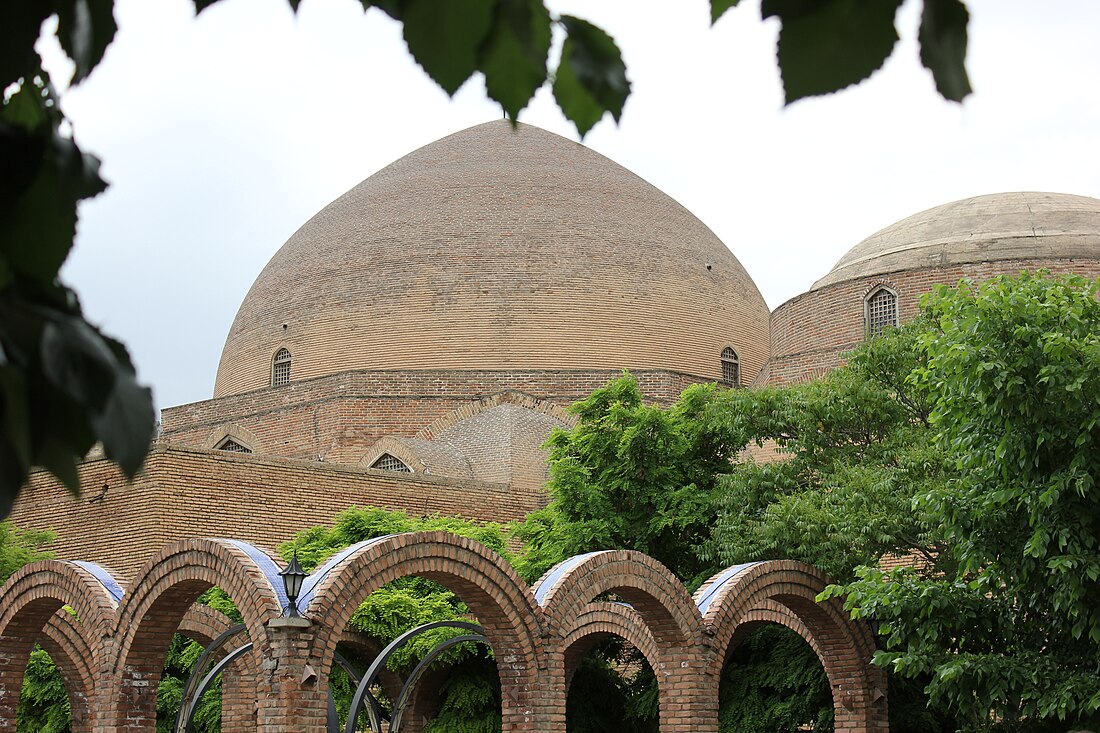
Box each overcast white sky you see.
[40,0,1100,410]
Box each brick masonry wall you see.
[8,446,545,579]
[766,258,1100,385]
[161,368,710,464]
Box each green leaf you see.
[762,0,904,104]
[0,77,106,285]
[39,314,117,412]
[478,0,551,119]
[55,0,118,84]
[191,0,225,13]
[553,16,630,137]
[552,38,603,137]
[400,0,497,96]
[91,374,154,478]
[711,0,743,25]
[918,0,972,102]
[0,5,51,88]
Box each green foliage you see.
[919,0,973,101]
[515,374,746,585]
[17,647,71,733]
[284,506,509,731]
[1,524,66,731]
[827,272,1100,730]
[719,626,831,733]
[763,0,905,104]
[423,656,503,733]
[1,65,154,518]
[709,321,947,581]
[0,521,53,583]
[553,16,630,137]
[565,644,659,733]
[156,633,222,733]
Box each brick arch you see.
[560,601,660,688]
[535,550,702,648]
[535,551,710,732]
[305,531,547,733]
[107,539,284,731]
[415,390,575,440]
[37,611,98,733]
[176,604,260,733]
[202,423,262,453]
[0,560,120,733]
[698,560,887,733]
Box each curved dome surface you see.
[812,192,1100,290]
[214,121,768,397]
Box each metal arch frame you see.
[175,631,384,733]
[387,634,489,733]
[345,620,487,733]
[174,623,247,733]
[175,619,488,733]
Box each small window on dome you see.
[865,287,899,337]
[721,347,740,387]
[216,437,252,454]
[272,348,291,387]
[371,453,411,473]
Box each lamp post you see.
[279,551,307,618]
[866,612,884,649]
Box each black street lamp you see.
[279,551,308,618]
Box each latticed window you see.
[216,438,252,454]
[371,453,411,472]
[866,288,899,337]
[272,348,291,387]
[720,346,740,387]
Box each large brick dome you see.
[812,191,1100,290]
[214,121,769,397]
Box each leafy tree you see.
[17,647,71,733]
[826,272,1100,731]
[283,506,512,732]
[515,375,746,585]
[0,520,54,581]
[0,522,69,732]
[708,320,948,580]
[0,0,973,518]
[706,321,960,733]
[515,375,836,733]
[719,625,832,733]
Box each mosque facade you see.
[11,121,1100,575]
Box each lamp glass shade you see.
[280,552,307,602]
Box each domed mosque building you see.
[12,124,1100,573]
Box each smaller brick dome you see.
[812,192,1100,290]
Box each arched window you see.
[371,453,411,473]
[720,346,740,387]
[271,348,291,387]
[865,287,899,337]
[216,437,252,454]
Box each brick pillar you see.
[255,617,327,733]
[656,659,718,733]
[833,662,889,733]
[532,648,568,733]
[0,637,31,733]
[219,655,256,733]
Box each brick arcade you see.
[0,534,887,732]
